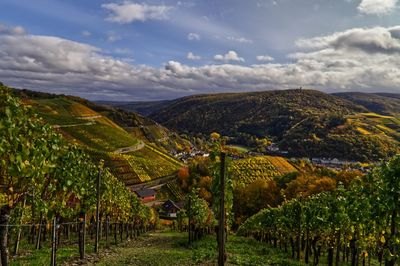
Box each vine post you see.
[188,196,192,244]
[50,217,57,266]
[218,152,226,266]
[78,212,86,260]
[95,160,103,253]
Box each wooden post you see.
[35,214,43,250]
[94,166,102,253]
[188,196,192,244]
[30,191,35,244]
[0,206,11,266]
[114,223,117,245]
[50,217,57,266]
[13,197,26,256]
[78,212,86,260]
[218,152,226,266]
[105,215,110,248]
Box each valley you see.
[2,84,400,266]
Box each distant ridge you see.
[333,92,400,116]
[149,89,400,162]
[96,100,173,116]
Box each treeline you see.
[238,155,400,266]
[0,85,156,265]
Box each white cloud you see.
[82,30,91,37]
[107,32,121,42]
[187,52,201,60]
[1,24,400,100]
[227,36,253,43]
[102,1,172,24]
[256,55,274,62]
[295,26,400,53]
[214,51,245,63]
[0,24,25,35]
[357,0,398,15]
[187,32,200,41]
[11,26,25,35]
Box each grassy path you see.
[94,231,306,266]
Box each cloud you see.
[187,32,200,41]
[0,24,25,35]
[357,0,398,15]
[227,36,253,43]
[107,32,122,42]
[102,1,172,24]
[214,51,245,63]
[187,52,201,60]
[256,55,274,62]
[1,24,400,100]
[82,30,91,37]
[295,26,400,54]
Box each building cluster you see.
[172,148,209,163]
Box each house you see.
[135,189,156,202]
[159,199,181,220]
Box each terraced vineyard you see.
[61,122,138,152]
[25,96,182,186]
[347,113,400,142]
[231,156,297,185]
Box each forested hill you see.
[150,89,400,162]
[333,92,400,117]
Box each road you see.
[114,141,145,154]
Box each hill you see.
[151,89,400,161]
[333,92,400,117]
[15,89,184,186]
[97,100,173,116]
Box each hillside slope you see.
[334,92,400,117]
[151,89,400,161]
[16,89,183,186]
[98,100,173,116]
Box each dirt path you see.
[53,122,94,128]
[114,141,145,154]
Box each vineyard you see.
[231,156,297,184]
[347,113,400,143]
[22,96,182,187]
[0,86,158,265]
[238,155,400,266]
[86,148,181,186]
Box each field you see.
[231,156,297,185]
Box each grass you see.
[96,231,308,266]
[11,231,380,266]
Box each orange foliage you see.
[284,175,336,199]
[336,170,362,187]
[198,187,212,202]
[177,167,190,180]
[233,179,280,224]
[199,176,212,188]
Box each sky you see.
[0,0,400,101]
